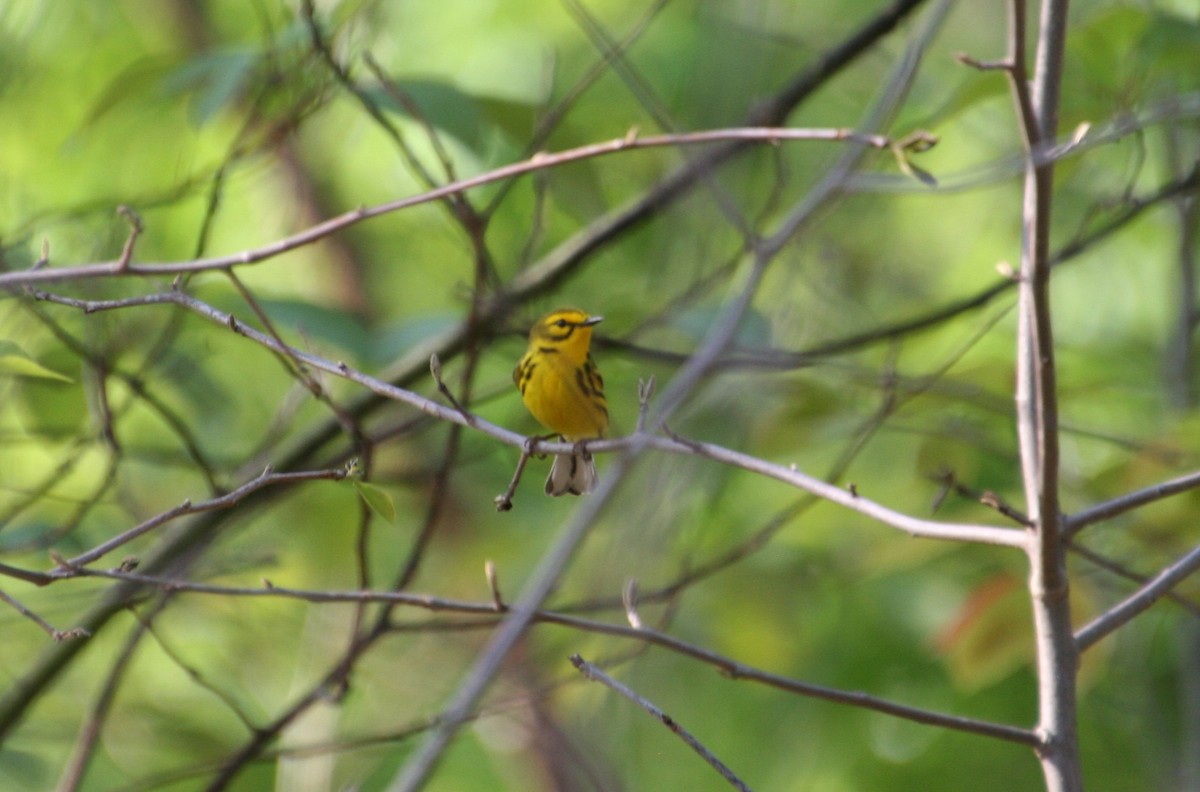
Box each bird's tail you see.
[545,446,598,496]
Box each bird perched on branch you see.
[513,308,608,495]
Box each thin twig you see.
[667,430,1028,547]
[429,354,473,423]
[570,654,754,792]
[0,589,90,641]
[29,288,1029,548]
[555,619,1037,746]
[493,437,541,512]
[560,0,756,237]
[134,608,261,732]
[362,52,464,190]
[931,470,1033,526]
[114,205,143,271]
[955,52,1013,71]
[32,237,50,269]
[223,271,317,393]
[18,298,223,494]
[1069,541,1200,620]
[0,127,923,290]
[32,467,347,579]
[484,0,673,216]
[1075,541,1200,652]
[1065,468,1200,536]
[23,563,1040,747]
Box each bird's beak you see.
[583,315,603,326]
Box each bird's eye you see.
[554,319,568,328]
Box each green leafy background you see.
[1,1,1199,790]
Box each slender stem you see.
[1008,0,1080,789]
[571,655,753,792]
[1065,468,1200,535]
[1075,542,1200,651]
[1069,541,1200,619]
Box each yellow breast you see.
[518,348,607,439]
[514,308,609,440]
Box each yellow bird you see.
[513,308,609,495]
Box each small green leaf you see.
[353,481,397,524]
[0,343,73,382]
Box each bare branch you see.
[25,564,1039,748]
[429,353,473,424]
[1065,469,1200,536]
[31,287,1028,548]
[493,436,541,513]
[0,589,89,642]
[571,654,753,792]
[666,432,1029,548]
[932,470,1033,527]
[551,618,1038,747]
[1069,541,1200,620]
[1076,542,1200,652]
[134,608,262,732]
[0,127,923,290]
[34,466,348,578]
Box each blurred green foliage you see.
[1,0,1199,790]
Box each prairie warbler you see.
[513,308,608,495]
